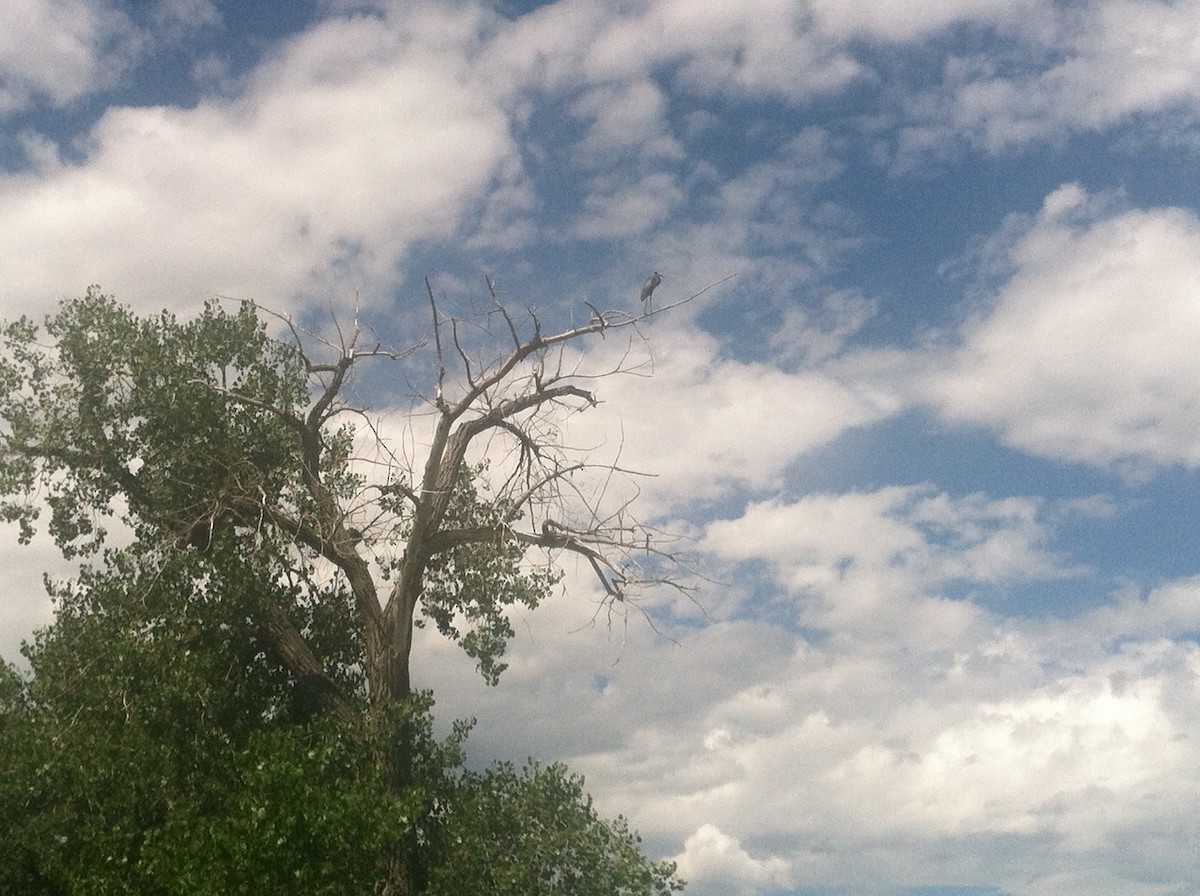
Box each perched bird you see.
[639,271,663,307]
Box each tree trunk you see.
[373,612,418,896]
[257,601,357,723]
[379,853,416,896]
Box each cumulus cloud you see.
[0,6,516,314]
[149,0,220,35]
[485,0,864,104]
[443,563,1200,895]
[5,4,1200,896]
[483,0,1200,157]
[673,824,792,896]
[561,325,899,509]
[0,0,223,119]
[1029,575,1200,667]
[702,485,1086,639]
[612,127,859,326]
[476,2,863,261]
[428,489,1200,895]
[572,170,684,239]
[569,78,680,165]
[1081,576,1200,643]
[0,0,137,116]
[810,0,1052,42]
[768,288,877,366]
[653,0,863,102]
[921,184,1200,473]
[888,0,1200,158]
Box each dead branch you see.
[223,272,727,705]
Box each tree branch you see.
[426,521,636,599]
[256,600,357,724]
[188,380,308,436]
[426,277,448,411]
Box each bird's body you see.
[639,271,663,306]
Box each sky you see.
[2,1,1200,894]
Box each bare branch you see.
[449,316,476,389]
[216,273,728,709]
[582,300,607,337]
[505,462,587,519]
[306,352,352,432]
[486,275,523,350]
[643,272,738,319]
[426,277,448,411]
[426,520,633,598]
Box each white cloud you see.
[702,485,1082,639]
[5,5,1200,895]
[477,3,863,256]
[906,670,1188,837]
[563,326,899,508]
[1029,576,1200,668]
[484,0,863,104]
[810,0,1052,42]
[673,824,792,896]
[606,127,859,333]
[572,171,684,239]
[484,0,1200,159]
[1046,0,1200,130]
[0,0,137,116]
[0,7,516,315]
[653,0,863,102]
[922,185,1200,472]
[1085,577,1200,642]
[453,584,1200,895]
[570,78,680,165]
[0,0,223,119]
[418,478,1200,895]
[150,0,220,35]
[0,2,864,320]
[713,129,850,263]
[768,288,877,366]
[891,0,1200,157]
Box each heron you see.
[639,271,663,308]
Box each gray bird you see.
[639,271,663,307]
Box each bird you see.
[639,271,663,308]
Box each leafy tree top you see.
[0,280,706,895]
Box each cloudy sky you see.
[4,1,1200,894]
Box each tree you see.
[0,281,699,893]
[424,760,683,896]
[0,549,681,894]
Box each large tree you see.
[0,283,695,894]
[0,548,682,894]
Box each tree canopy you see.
[0,550,681,894]
[0,285,689,894]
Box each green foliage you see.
[420,464,562,684]
[1,548,394,893]
[0,544,382,895]
[134,725,413,896]
[1,289,562,683]
[0,290,682,894]
[424,760,684,896]
[0,589,681,895]
[0,287,309,557]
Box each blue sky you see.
[3,1,1200,894]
